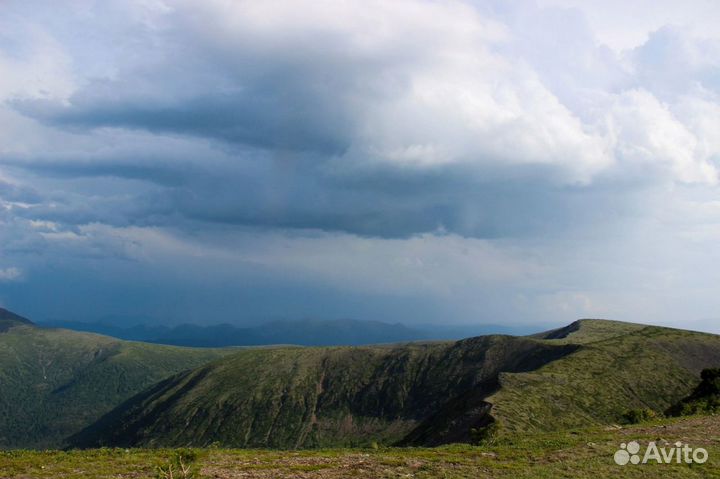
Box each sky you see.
[0,0,719,332]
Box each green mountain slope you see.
[72,319,720,449]
[72,336,578,448]
[488,321,720,432]
[0,308,231,448]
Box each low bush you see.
[622,408,657,424]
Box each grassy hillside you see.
[72,336,577,448]
[488,321,720,433]
[3,415,719,478]
[0,309,231,449]
[72,319,720,449]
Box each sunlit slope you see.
[0,310,230,448]
[489,320,720,432]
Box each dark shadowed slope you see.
[72,320,720,449]
[666,367,720,416]
[0,308,33,332]
[0,308,231,449]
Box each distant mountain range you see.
[37,318,532,347]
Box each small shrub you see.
[469,422,501,445]
[622,408,657,424]
[156,449,199,479]
[699,368,720,395]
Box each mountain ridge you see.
[38,317,537,347]
[38,318,432,347]
[71,319,720,449]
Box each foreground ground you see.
[1,415,718,478]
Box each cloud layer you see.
[0,0,719,329]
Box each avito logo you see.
[614,441,708,466]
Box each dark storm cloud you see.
[4,147,638,239]
[12,2,388,157]
[4,158,189,187]
[17,87,353,155]
[5,0,626,239]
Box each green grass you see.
[0,322,233,448]
[533,318,647,344]
[2,415,719,478]
[488,322,720,433]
